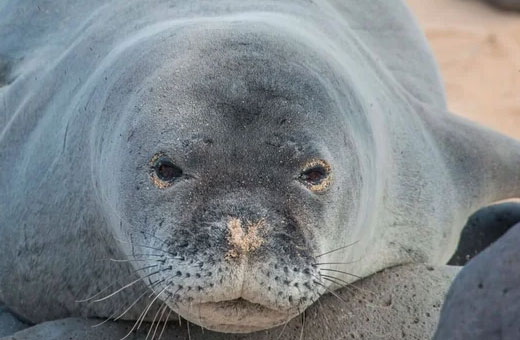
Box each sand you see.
[407,0,520,140]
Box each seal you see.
[1,0,520,335]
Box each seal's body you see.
[1,0,519,333]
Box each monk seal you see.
[1,0,520,335]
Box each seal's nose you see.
[226,217,266,259]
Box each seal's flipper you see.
[424,112,520,209]
[419,111,520,264]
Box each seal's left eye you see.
[155,158,183,181]
[301,166,327,184]
[150,154,183,188]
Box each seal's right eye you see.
[149,154,183,188]
[298,159,332,193]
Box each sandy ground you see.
[407,0,520,140]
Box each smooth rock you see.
[435,223,520,340]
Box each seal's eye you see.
[299,159,331,192]
[301,167,326,184]
[150,154,183,188]
[155,158,182,181]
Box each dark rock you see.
[448,201,520,266]
[435,223,520,340]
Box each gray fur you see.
[1,0,520,334]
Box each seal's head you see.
[96,20,367,332]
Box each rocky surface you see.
[435,223,520,340]
[449,201,520,265]
[1,264,458,340]
[0,305,27,338]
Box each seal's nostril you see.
[226,217,266,259]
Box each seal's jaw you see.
[176,298,298,333]
[148,215,324,333]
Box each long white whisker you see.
[92,280,162,328]
[119,278,167,340]
[145,301,166,340]
[151,304,169,340]
[315,241,359,258]
[93,269,161,303]
[158,309,172,340]
[137,284,171,330]
[318,268,362,279]
[76,265,160,303]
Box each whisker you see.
[113,288,154,322]
[300,311,305,340]
[313,260,361,266]
[130,228,170,248]
[315,240,359,258]
[93,269,162,303]
[197,296,204,333]
[94,255,165,263]
[145,301,166,340]
[119,278,170,340]
[313,280,350,306]
[109,258,156,263]
[92,279,162,328]
[137,285,170,330]
[158,309,172,340]
[115,237,170,255]
[320,273,376,296]
[151,303,169,340]
[275,317,290,340]
[318,268,362,279]
[76,265,160,302]
[320,274,345,289]
[121,253,167,259]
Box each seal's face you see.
[107,25,363,333]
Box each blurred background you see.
[406,0,520,140]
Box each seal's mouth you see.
[199,297,272,314]
[180,297,296,333]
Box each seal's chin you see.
[177,298,297,333]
